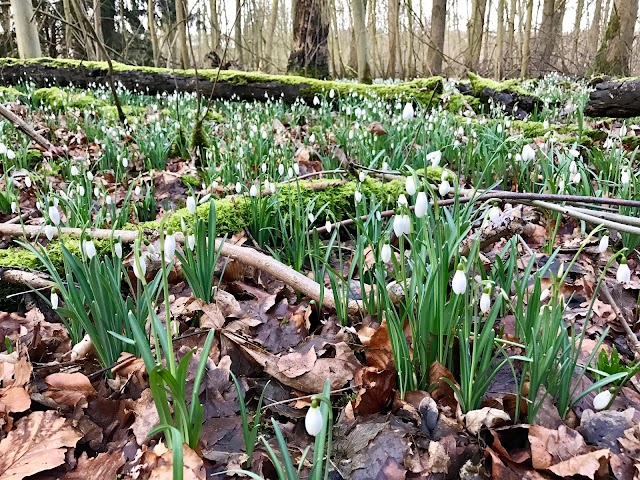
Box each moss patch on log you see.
[33,87,106,111]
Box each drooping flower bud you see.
[305,402,324,436]
[452,263,467,295]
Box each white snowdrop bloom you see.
[278,163,285,176]
[11,201,17,214]
[359,171,366,182]
[93,187,100,198]
[540,288,551,302]
[621,169,631,185]
[261,163,267,173]
[569,161,578,175]
[521,144,536,161]
[515,153,522,162]
[427,150,442,167]
[82,240,97,260]
[261,130,268,140]
[313,96,320,106]
[569,148,580,158]
[187,196,196,214]
[114,240,123,259]
[105,194,112,205]
[438,180,450,197]
[617,259,631,284]
[44,224,55,240]
[305,404,324,436]
[557,178,565,193]
[6,149,15,160]
[325,220,333,233]
[405,176,416,195]
[598,235,609,254]
[0,143,6,155]
[329,88,335,99]
[620,124,628,137]
[402,102,414,121]
[543,119,549,130]
[187,234,196,250]
[376,211,381,221]
[24,176,32,188]
[571,172,581,184]
[452,265,467,295]
[77,185,85,196]
[480,289,491,313]
[354,190,362,204]
[381,244,392,263]
[393,215,405,237]
[288,167,294,178]
[593,390,613,411]
[235,182,242,193]
[122,157,129,168]
[48,205,61,226]
[293,163,300,175]
[415,192,428,218]
[164,232,176,262]
[496,123,503,134]
[382,161,389,171]
[86,171,94,181]
[70,165,80,176]
[249,185,258,197]
[488,206,502,222]
[308,213,315,223]
[50,291,59,310]
[397,194,408,206]
[309,133,316,144]
[348,129,354,140]
[134,186,141,196]
[133,254,147,280]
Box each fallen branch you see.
[600,279,640,359]
[0,268,55,289]
[0,224,363,315]
[0,104,60,154]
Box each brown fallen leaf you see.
[62,450,125,479]
[368,121,388,136]
[465,408,510,435]
[0,410,82,480]
[44,372,96,408]
[129,388,160,445]
[429,361,458,411]
[142,442,206,480]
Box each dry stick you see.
[0,269,54,290]
[600,279,640,358]
[0,104,56,152]
[0,224,363,315]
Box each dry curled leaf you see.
[44,372,96,408]
[368,121,388,136]
[0,410,82,480]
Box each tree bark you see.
[263,0,279,72]
[426,0,446,75]
[10,0,42,58]
[586,78,640,117]
[406,0,414,78]
[572,0,585,68]
[466,0,487,71]
[209,0,220,54]
[593,0,639,76]
[494,0,505,78]
[520,0,534,77]
[175,0,190,68]
[368,0,378,77]
[287,0,330,78]
[352,0,371,82]
[148,0,160,66]
[386,0,399,77]
[506,0,516,74]
[589,0,604,58]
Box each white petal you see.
[305,406,324,436]
[593,390,613,410]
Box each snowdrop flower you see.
[557,178,565,193]
[293,163,300,176]
[381,244,392,263]
[86,171,94,181]
[488,206,501,222]
[354,190,362,204]
[376,211,382,221]
[50,291,59,310]
[329,88,335,99]
[521,144,536,161]
[133,254,147,280]
[48,205,61,226]
[393,214,411,236]
[164,231,176,262]
[617,257,631,284]
[7,149,15,160]
[82,240,97,260]
[114,240,122,258]
[278,163,285,176]
[122,157,129,168]
[308,213,315,223]
[187,234,196,250]
[77,185,85,196]
[305,402,324,436]
[382,161,389,172]
[44,224,55,240]
[543,119,549,130]
[187,196,196,214]
[313,96,320,106]
[593,389,613,411]
[438,179,450,197]
[496,123,503,134]
[598,235,609,254]
[621,169,631,185]
[249,185,258,197]
[452,263,467,295]
[620,124,628,137]
[569,161,578,175]
[24,176,32,188]
[309,133,316,144]
[415,192,428,218]
[402,102,414,121]
[134,186,141,196]
[0,143,6,155]
[235,182,242,193]
[405,176,416,195]
[569,148,580,158]
[325,220,333,233]
[359,171,366,182]
[397,194,408,206]
[427,150,442,168]
[540,288,551,302]
[70,165,80,176]
[10,202,17,214]
[480,286,492,313]
[105,194,112,205]
[570,172,581,184]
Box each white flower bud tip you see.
[598,235,609,254]
[405,176,416,195]
[593,389,613,411]
[82,240,97,260]
[381,244,392,263]
[187,196,197,215]
[305,404,324,436]
[415,192,428,218]
[452,265,467,295]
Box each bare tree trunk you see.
[287,0,330,77]
[494,0,505,78]
[593,0,639,75]
[263,0,279,71]
[466,0,487,70]
[368,0,378,77]
[175,0,190,68]
[589,0,604,58]
[386,0,399,77]
[329,0,346,76]
[148,0,160,66]
[520,0,534,77]
[506,0,516,74]
[426,0,446,75]
[571,0,585,67]
[69,0,98,59]
[235,0,244,66]
[62,0,73,55]
[352,0,371,82]
[406,0,414,77]
[10,0,42,58]
[481,0,493,68]
[209,0,220,54]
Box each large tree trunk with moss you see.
[426,0,446,75]
[175,0,190,68]
[585,78,640,117]
[287,0,329,78]
[593,0,639,75]
[10,0,42,58]
[0,58,444,106]
[466,0,487,71]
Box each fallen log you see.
[464,72,544,119]
[585,78,640,118]
[0,57,443,105]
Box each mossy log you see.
[0,57,443,105]
[464,72,543,119]
[585,78,640,118]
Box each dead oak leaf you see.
[0,410,82,480]
[276,347,317,378]
[547,449,610,479]
[62,450,125,479]
[0,387,30,414]
[44,372,96,409]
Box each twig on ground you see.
[600,279,640,359]
[0,104,61,154]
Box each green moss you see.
[98,105,147,121]
[511,120,548,138]
[33,87,106,112]
[0,86,25,100]
[181,174,201,188]
[205,109,225,123]
[26,148,42,165]
[622,135,640,149]
[444,93,481,113]
[467,72,533,97]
